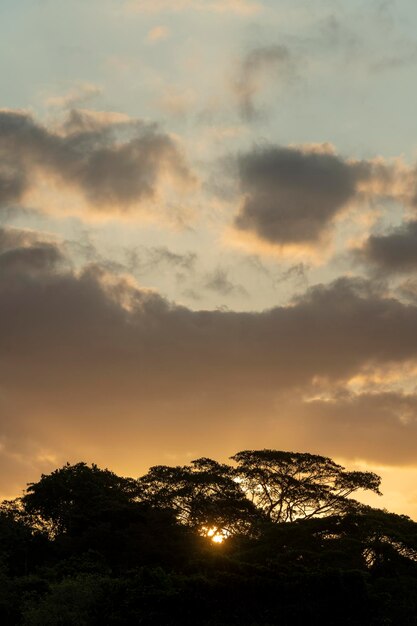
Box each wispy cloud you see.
[146,25,170,43]
[44,83,102,109]
[234,45,293,121]
[204,268,248,298]
[126,0,262,15]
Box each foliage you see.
[138,450,381,532]
[22,462,141,537]
[0,452,416,625]
[138,457,262,537]
[232,449,381,522]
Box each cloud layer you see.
[2,227,417,497]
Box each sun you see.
[202,526,226,544]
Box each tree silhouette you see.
[138,450,381,535]
[22,462,141,536]
[2,451,417,625]
[138,457,261,538]
[232,449,381,522]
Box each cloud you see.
[319,15,359,53]
[279,390,417,466]
[0,166,27,209]
[0,109,195,221]
[204,268,248,297]
[370,49,417,73]
[125,246,198,275]
[358,221,417,274]
[242,255,309,290]
[0,226,65,276]
[233,144,412,251]
[59,108,133,135]
[0,227,33,251]
[126,0,261,15]
[44,83,102,109]
[146,25,170,43]
[0,242,63,276]
[234,45,292,121]
[3,233,417,493]
[155,86,197,119]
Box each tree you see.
[22,462,141,536]
[138,458,262,539]
[0,499,50,577]
[231,449,381,523]
[138,450,382,537]
[3,454,417,625]
[20,462,193,571]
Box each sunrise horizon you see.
[2,0,417,539]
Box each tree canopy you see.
[1,450,416,626]
[137,457,261,538]
[22,462,141,536]
[138,449,381,536]
[231,449,381,522]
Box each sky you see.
[2,0,417,517]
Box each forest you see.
[1,450,417,625]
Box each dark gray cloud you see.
[0,109,194,215]
[0,166,27,208]
[3,241,417,393]
[0,243,63,276]
[0,226,65,275]
[0,226,34,251]
[398,278,417,303]
[359,221,417,273]
[234,145,399,246]
[235,45,292,121]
